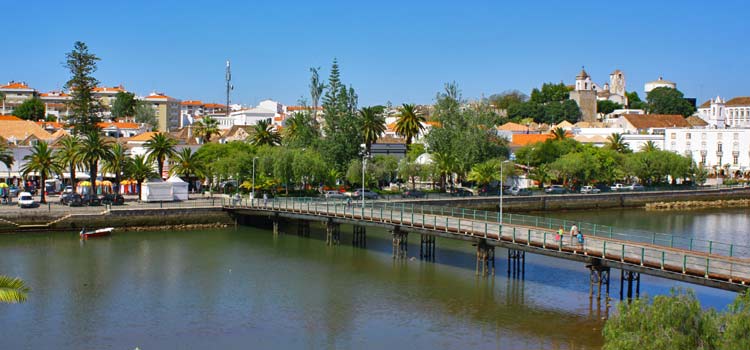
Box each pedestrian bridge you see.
[224,198,750,294]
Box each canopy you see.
[0,183,7,188]
[78,181,92,187]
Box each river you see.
[0,208,745,349]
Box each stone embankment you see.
[646,199,750,211]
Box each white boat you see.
[79,227,114,239]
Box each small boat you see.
[79,227,114,239]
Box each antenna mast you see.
[226,60,232,119]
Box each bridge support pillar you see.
[420,235,436,261]
[507,249,525,279]
[586,261,611,302]
[326,219,340,246]
[619,270,641,301]
[475,240,495,277]
[272,219,279,236]
[391,226,408,259]
[297,220,310,237]
[353,225,366,248]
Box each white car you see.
[580,186,601,194]
[324,190,346,199]
[17,192,38,208]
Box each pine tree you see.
[320,59,362,172]
[64,41,102,135]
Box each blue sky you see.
[2,0,748,107]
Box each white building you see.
[644,76,677,94]
[663,128,750,175]
[698,96,750,128]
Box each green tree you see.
[397,158,421,189]
[309,67,326,124]
[597,100,623,115]
[529,163,551,189]
[371,155,399,187]
[144,133,177,178]
[111,91,137,119]
[0,275,30,304]
[64,41,102,134]
[283,111,318,148]
[21,141,60,203]
[606,133,631,153]
[54,135,83,189]
[135,101,158,130]
[320,59,362,172]
[626,91,648,110]
[551,127,567,140]
[360,106,386,153]
[250,119,281,146]
[720,291,750,349]
[194,116,220,143]
[646,87,696,117]
[126,154,156,201]
[395,103,426,147]
[0,142,14,174]
[530,82,570,104]
[80,131,112,187]
[640,140,659,152]
[12,97,45,120]
[101,143,128,193]
[487,90,527,110]
[170,147,205,192]
[468,159,500,191]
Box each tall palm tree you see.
[395,104,425,146]
[102,143,128,193]
[127,154,156,201]
[309,67,325,124]
[54,135,83,189]
[0,142,14,181]
[283,112,317,146]
[640,140,659,152]
[21,141,60,203]
[468,160,500,191]
[606,133,631,153]
[360,106,386,153]
[144,133,177,179]
[249,119,281,146]
[79,132,112,188]
[194,116,220,143]
[170,147,205,192]
[551,127,567,141]
[0,275,30,304]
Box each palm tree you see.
[431,151,458,191]
[551,127,567,141]
[127,154,156,201]
[360,106,386,153]
[395,104,425,146]
[144,133,177,178]
[529,164,551,189]
[309,67,325,124]
[0,275,30,303]
[79,132,112,188]
[606,133,631,153]
[21,141,60,203]
[101,143,128,193]
[170,147,205,192]
[0,91,6,114]
[640,140,659,152]
[250,119,281,146]
[283,112,317,146]
[54,135,83,189]
[0,142,14,180]
[194,116,220,143]
[468,160,500,191]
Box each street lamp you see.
[252,156,259,205]
[361,152,369,208]
[499,160,511,223]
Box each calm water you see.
[0,208,745,349]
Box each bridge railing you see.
[241,197,750,286]
[229,197,750,259]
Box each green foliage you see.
[467,159,501,188]
[170,147,205,191]
[80,131,112,186]
[721,291,750,349]
[607,133,631,153]
[625,150,692,185]
[12,97,45,120]
[320,59,362,172]
[598,100,623,115]
[0,142,14,170]
[102,143,128,191]
[603,288,720,350]
[21,141,60,203]
[283,112,319,148]
[487,90,528,110]
[406,143,425,162]
[135,101,158,130]
[144,133,177,177]
[398,158,422,189]
[395,103,426,146]
[249,119,281,146]
[507,83,579,124]
[529,82,570,104]
[64,41,102,135]
[126,154,156,200]
[54,135,83,188]
[646,87,696,117]
[111,91,137,119]
[0,275,30,304]
[360,106,386,153]
[371,155,399,186]
[194,116,220,143]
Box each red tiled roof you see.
[699,100,711,108]
[0,82,32,89]
[510,133,555,147]
[126,131,162,142]
[622,114,691,129]
[497,122,528,132]
[145,94,174,100]
[92,85,125,93]
[36,121,64,129]
[97,122,141,129]
[0,115,22,120]
[181,100,203,106]
[726,97,750,107]
[203,103,226,109]
[286,106,322,111]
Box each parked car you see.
[450,188,474,197]
[101,193,125,205]
[60,192,83,207]
[478,188,505,196]
[81,193,101,206]
[544,185,568,194]
[509,186,532,196]
[610,183,627,191]
[580,185,601,194]
[401,190,426,198]
[630,184,645,191]
[353,189,379,200]
[324,190,347,199]
[17,192,38,208]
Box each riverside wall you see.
[0,207,234,233]
[401,187,750,212]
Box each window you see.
[701,155,706,165]
[718,143,723,152]
[670,133,676,139]
[734,155,739,165]
[686,133,691,140]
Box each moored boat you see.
[79,227,114,239]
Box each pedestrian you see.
[577,231,584,245]
[556,227,564,241]
[263,192,268,206]
[570,224,578,245]
[346,196,352,208]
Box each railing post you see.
[709,241,713,255]
[608,227,612,239]
[689,238,693,251]
[683,255,687,273]
[458,219,461,234]
[621,245,625,262]
[603,241,607,258]
[661,251,665,269]
[705,257,710,277]
[527,229,531,246]
[593,223,597,236]
[445,217,448,232]
[640,247,645,266]
[543,232,547,248]
[729,244,734,257]
[512,227,516,243]
[652,232,656,245]
[670,235,674,248]
[484,222,487,238]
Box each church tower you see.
[710,96,726,128]
[569,67,597,122]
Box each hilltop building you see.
[569,68,628,122]
[698,96,750,128]
[644,76,676,94]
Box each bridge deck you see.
[226,199,750,292]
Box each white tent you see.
[166,175,189,201]
[141,179,173,202]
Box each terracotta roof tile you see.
[510,133,555,147]
[286,106,323,111]
[181,100,203,106]
[125,131,162,142]
[686,116,709,127]
[36,121,64,129]
[0,120,54,142]
[92,85,125,93]
[622,114,691,129]
[0,115,22,120]
[0,82,32,89]
[726,97,750,107]
[497,122,529,132]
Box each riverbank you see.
[646,199,750,211]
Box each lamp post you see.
[252,156,258,205]
[361,153,368,208]
[499,160,511,223]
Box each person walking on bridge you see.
[570,224,578,245]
